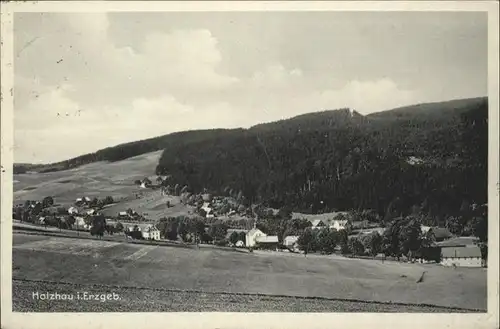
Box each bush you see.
[214,239,228,247]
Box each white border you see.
[1,2,499,329]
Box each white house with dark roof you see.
[311,219,327,230]
[440,245,482,267]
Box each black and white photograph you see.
[1,1,499,328]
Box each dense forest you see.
[154,97,488,222]
[15,97,488,224]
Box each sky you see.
[14,11,487,163]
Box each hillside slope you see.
[14,151,163,205]
[15,97,488,223]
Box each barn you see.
[440,246,482,268]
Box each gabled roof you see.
[311,219,326,227]
[436,236,478,248]
[246,228,264,236]
[256,236,279,243]
[431,227,453,239]
[441,246,482,258]
[421,226,432,233]
[143,225,159,233]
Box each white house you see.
[440,246,482,268]
[330,219,349,231]
[245,227,267,248]
[201,202,215,218]
[74,216,91,230]
[142,225,161,240]
[284,236,299,248]
[421,226,432,234]
[68,207,79,215]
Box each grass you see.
[12,233,487,312]
[12,151,196,220]
[13,151,162,205]
[12,279,478,312]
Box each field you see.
[13,151,197,220]
[12,233,487,312]
[13,151,162,204]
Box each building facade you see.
[440,246,482,268]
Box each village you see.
[12,175,486,269]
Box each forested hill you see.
[15,96,487,221]
[155,96,488,220]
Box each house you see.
[429,227,453,242]
[284,236,299,250]
[255,235,279,250]
[142,225,161,240]
[406,156,425,165]
[118,211,128,217]
[68,207,79,215]
[357,227,385,235]
[421,226,432,234]
[440,245,482,267]
[201,202,215,218]
[245,227,267,248]
[435,236,478,248]
[74,216,91,229]
[311,219,327,230]
[86,209,96,216]
[140,177,152,189]
[330,219,349,231]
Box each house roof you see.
[421,226,432,233]
[284,236,299,245]
[246,228,264,236]
[441,246,482,259]
[256,236,279,243]
[431,227,453,239]
[311,219,326,227]
[143,225,159,233]
[436,237,478,248]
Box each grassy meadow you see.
[12,233,486,312]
